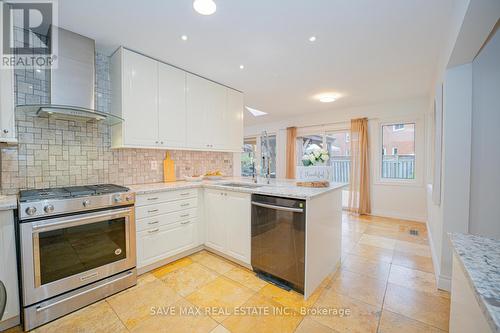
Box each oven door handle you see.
[31,208,133,232]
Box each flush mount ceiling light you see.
[181,35,188,41]
[246,106,267,117]
[239,65,245,69]
[309,36,317,42]
[193,0,217,15]
[316,93,339,103]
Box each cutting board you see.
[296,180,330,188]
[163,153,176,182]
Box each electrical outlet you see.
[150,161,158,171]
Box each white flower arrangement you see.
[302,149,329,166]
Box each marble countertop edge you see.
[0,195,18,211]
[449,233,500,333]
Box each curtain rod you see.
[286,117,376,131]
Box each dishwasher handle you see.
[251,201,304,213]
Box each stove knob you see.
[82,199,90,207]
[25,206,37,216]
[113,195,122,203]
[44,204,54,213]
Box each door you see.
[251,195,306,292]
[20,208,135,306]
[122,49,159,147]
[204,189,226,252]
[158,63,186,148]
[225,192,251,264]
[225,89,244,151]
[186,74,226,150]
[137,220,196,267]
[186,74,210,149]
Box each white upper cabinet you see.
[158,63,186,148]
[123,49,158,146]
[111,48,158,148]
[0,6,16,144]
[111,47,243,152]
[186,74,228,150]
[225,89,244,151]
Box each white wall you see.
[469,24,500,238]
[245,97,429,222]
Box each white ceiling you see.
[58,0,456,125]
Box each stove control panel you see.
[18,192,136,221]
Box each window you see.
[241,135,276,178]
[296,131,351,183]
[261,134,276,178]
[382,123,415,179]
[241,137,257,177]
[393,124,405,131]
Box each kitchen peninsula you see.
[128,179,345,299]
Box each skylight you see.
[246,106,268,117]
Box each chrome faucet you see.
[262,131,272,184]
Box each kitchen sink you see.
[218,182,263,189]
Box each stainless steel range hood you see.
[16,28,123,125]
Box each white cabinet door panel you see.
[225,89,244,151]
[158,63,186,148]
[204,189,226,252]
[186,74,210,149]
[122,50,158,147]
[137,220,197,268]
[225,192,251,264]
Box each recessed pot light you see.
[181,35,188,41]
[193,0,216,15]
[239,65,245,69]
[309,36,317,42]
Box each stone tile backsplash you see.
[1,52,233,195]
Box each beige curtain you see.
[348,118,371,215]
[286,127,297,179]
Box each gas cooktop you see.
[19,184,130,202]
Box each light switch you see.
[150,161,158,171]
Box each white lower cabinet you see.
[136,190,200,269]
[0,210,19,328]
[136,187,251,271]
[137,220,197,267]
[204,189,251,264]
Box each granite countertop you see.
[450,233,500,333]
[0,195,18,210]
[128,178,347,200]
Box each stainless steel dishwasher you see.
[251,194,305,293]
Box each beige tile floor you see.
[6,213,451,333]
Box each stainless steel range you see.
[17,184,137,331]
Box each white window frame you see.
[374,117,423,187]
[392,147,398,155]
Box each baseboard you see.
[370,209,426,223]
[137,245,204,275]
[425,219,452,292]
[437,274,452,291]
[0,315,20,331]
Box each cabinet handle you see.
[148,209,159,213]
[2,129,8,134]
[181,221,190,225]
[180,203,190,207]
[180,192,190,196]
[180,214,190,218]
[148,228,160,234]
[147,197,159,201]
[148,221,159,225]
[160,141,164,144]
[155,141,159,144]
